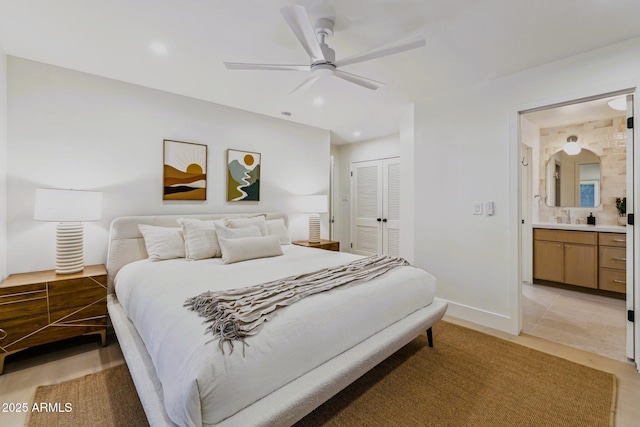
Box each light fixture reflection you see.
[563,135,581,155]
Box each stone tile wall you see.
[537,116,627,225]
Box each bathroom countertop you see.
[532,223,627,233]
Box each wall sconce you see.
[34,188,103,274]
[563,135,581,156]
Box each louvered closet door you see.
[383,158,400,256]
[352,160,383,256]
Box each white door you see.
[625,94,636,362]
[351,157,400,256]
[383,158,401,257]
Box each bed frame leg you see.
[426,327,433,347]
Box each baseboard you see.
[440,299,515,334]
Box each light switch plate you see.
[473,201,483,215]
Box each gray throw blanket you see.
[184,255,410,354]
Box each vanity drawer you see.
[534,229,597,245]
[599,269,626,293]
[599,232,626,248]
[599,247,626,270]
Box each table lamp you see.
[299,194,328,243]
[34,188,103,274]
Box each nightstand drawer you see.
[48,276,107,312]
[324,242,340,251]
[0,284,48,322]
[50,301,107,323]
[0,313,50,350]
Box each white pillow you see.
[215,224,262,240]
[224,216,268,236]
[266,218,291,244]
[218,235,283,264]
[177,218,225,260]
[138,224,185,261]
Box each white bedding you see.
[115,245,437,426]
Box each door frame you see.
[512,87,639,370]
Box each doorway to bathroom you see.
[519,91,635,363]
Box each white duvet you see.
[115,245,436,426]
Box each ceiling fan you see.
[224,5,426,93]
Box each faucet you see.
[560,209,571,224]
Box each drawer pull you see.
[0,328,6,340]
[612,257,627,261]
[613,239,626,242]
[613,280,627,284]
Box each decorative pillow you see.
[138,224,185,261]
[177,218,225,260]
[215,224,262,240]
[266,218,291,244]
[218,235,283,264]
[224,215,268,236]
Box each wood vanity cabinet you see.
[533,229,597,289]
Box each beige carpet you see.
[28,321,616,427]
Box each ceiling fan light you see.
[607,97,627,111]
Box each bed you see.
[106,212,448,426]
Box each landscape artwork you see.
[227,149,260,201]
[163,140,207,200]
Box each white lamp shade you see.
[298,194,328,213]
[34,188,102,222]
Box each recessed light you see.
[353,131,361,137]
[313,96,324,106]
[150,42,169,56]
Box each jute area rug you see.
[27,321,616,427]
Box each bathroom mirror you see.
[545,149,601,207]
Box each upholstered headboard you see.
[106,212,288,294]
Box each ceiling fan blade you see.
[334,34,426,68]
[224,62,309,71]
[289,75,322,94]
[333,70,385,90]
[280,5,326,63]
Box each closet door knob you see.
[382,218,388,222]
[377,218,382,222]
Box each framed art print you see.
[227,149,260,201]
[163,140,207,200]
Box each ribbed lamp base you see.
[56,222,84,274]
[308,213,320,243]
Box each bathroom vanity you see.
[533,224,627,294]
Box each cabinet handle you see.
[613,239,626,242]
[613,280,627,284]
[0,329,6,340]
[612,257,627,261]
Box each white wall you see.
[399,106,414,262]
[0,44,6,281]
[413,36,640,333]
[332,134,399,251]
[7,57,330,275]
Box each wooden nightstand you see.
[292,239,340,252]
[0,264,107,374]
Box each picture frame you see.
[227,149,261,201]
[163,140,207,200]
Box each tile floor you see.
[522,281,628,362]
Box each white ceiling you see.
[1,0,640,143]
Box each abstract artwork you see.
[163,140,207,200]
[227,149,260,201]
